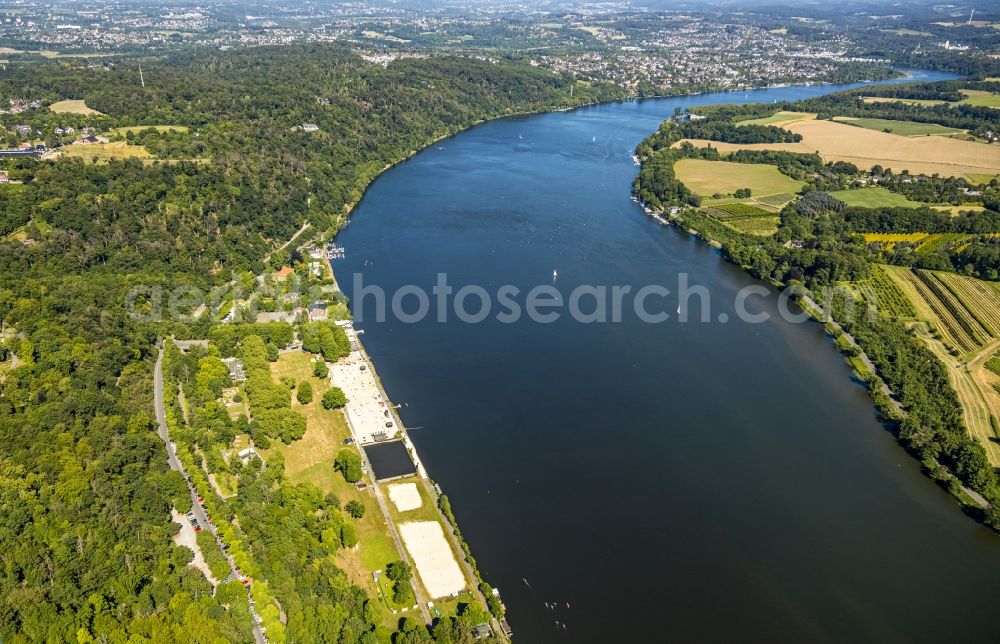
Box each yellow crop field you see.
[677,118,1000,180]
[49,99,103,115]
[109,125,190,135]
[881,266,1000,464]
[882,266,997,355]
[736,111,815,127]
[862,233,929,248]
[59,141,152,162]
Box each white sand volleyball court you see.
[398,521,466,598]
[388,482,423,512]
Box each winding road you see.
[154,342,268,644]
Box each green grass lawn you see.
[834,117,965,137]
[674,159,805,198]
[960,89,1000,109]
[259,351,407,625]
[828,187,926,208]
[966,173,1000,185]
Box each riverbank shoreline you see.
[292,66,969,628]
[308,66,1000,639]
[636,199,994,517]
[298,66,923,253]
[333,321,511,638]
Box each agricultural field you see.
[57,141,152,162]
[986,352,1000,378]
[959,89,1000,109]
[856,264,916,319]
[755,192,797,208]
[861,232,972,254]
[882,266,1000,355]
[677,118,1000,180]
[860,96,950,107]
[109,125,190,135]
[880,266,1000,464]
[700,193,797,211]
[834,116,966,137]
[736,110,814,126]
[673,158,805,198]
[703,202,779,236]
[49,99,103,115]
[829,187,926,208]
[916,233,971,254]
[861,232,929,248]
[931,205,986,215]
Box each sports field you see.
[398,521,466,599]
[833,116,965,137]
[388,482,423,512]
[674,159,804,198]
[49,99,103,115]
[828,187,925,208]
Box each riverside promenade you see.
[329,321,508,639]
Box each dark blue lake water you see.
[334,70,1000,643]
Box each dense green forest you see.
[0,44,623,642]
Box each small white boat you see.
[553,269,558,279]
[591,136,596,143]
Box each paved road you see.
[154,342,268,644]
